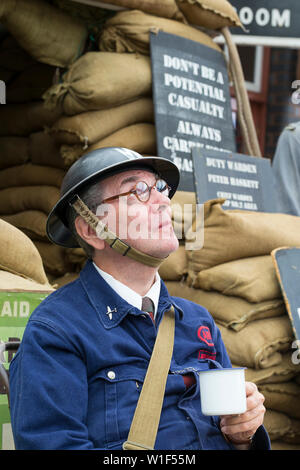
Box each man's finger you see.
[221,413,264,436]
[220,403,266,427]
[245,381,257,396]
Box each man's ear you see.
[74,216,105,250]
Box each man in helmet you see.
[9,147,269,451]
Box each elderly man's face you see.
[95,169,179,259]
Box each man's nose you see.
[150,186,171,206]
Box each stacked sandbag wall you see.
[0,0,116,282]
[166,198,300,449]
[0,0,240,284]
[43,8,227,164]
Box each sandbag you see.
[61,123,156,166]
[0,0,88,68]
[29,132,67,170]
[191,255,282,303]
[6,63,56,103]
[64,248,87,270]
[271,441,300,450]
[171,190,196,240]
[175,0,242,29]
[49,97,154,146]
[0,137,29,170]
[0,101,62,136]
[294,374,300,386]
[0,35,36,72]
[0,186,60,215]
[0,270,53,292]
[0,211,48,241]
[98,9,222,54]
[52,0,115,28]
[165,281,285,331]
[0,219,48,284]
[259,382,300,419]
[263,410,291,442]
[90,0,184,21]
[218,316,294,369]
[186,198,300,273]
[159,245,187,281]
[59,145,85,168]
[33,241,74,276]
[52,272,79,289]
[43,52,152,115]
[283,418,300,444]
[242,353,300,385]
[0,164,65,189]
[89,123,156,153]
[0,67,15,84]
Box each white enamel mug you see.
[198,367,247,416]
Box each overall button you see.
[107,370,116,380]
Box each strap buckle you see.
[123,440,153,451]
[68,193,80,208]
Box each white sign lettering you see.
[1,301,30,318]
[238,7,290,28]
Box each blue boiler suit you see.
[9,261,270,450]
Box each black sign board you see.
[272,247,300,341]
[192,148,278,212]
[229,1,300,47]
[150,31,236,192]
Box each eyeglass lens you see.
[135,179,169,202]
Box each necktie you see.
[142,296,155,324]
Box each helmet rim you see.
[46,147,180,248]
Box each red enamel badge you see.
[197,326,214,347]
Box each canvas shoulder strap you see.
[123,306,176,450]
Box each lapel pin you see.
[106,306,117,320]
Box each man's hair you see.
[67,180,103,259]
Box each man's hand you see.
[220,381,266,448]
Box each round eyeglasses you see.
[100,179,171,204]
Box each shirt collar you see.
[79,261,182,329]
[93,262,161,318]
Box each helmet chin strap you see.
[70,195,167,268]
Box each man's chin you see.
[143,237,179,260]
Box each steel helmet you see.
[46,147,180,248]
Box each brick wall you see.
[265,48,300,160]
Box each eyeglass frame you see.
[99,178,172,205]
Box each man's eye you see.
[127,192,137,202]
